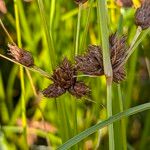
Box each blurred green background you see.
[0,0,150,149]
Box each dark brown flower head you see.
[116,0,133,8]
[69,82,90,98]
[74,0,88,4]
[75,45,103,76]
[109,34,127,83]
[42,84,66,98]
[75,34,127,83]
[8,44,34,67]
[0,0,7,15]
[135,0,150,29]
[42,58,90,98]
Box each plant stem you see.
[58,102,150,150]
[37,0,56,71]
[80,0,94,51]
[97,1,114,150]
[75,3,82,56]
[125,26,142,62]
[0,53,51,79]
[117,85,127,150]
[14,0,28,148]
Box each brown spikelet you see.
[135,0,150,29]
[69,82,90,98]
[8,44,34,67]
[42,58,90,98]
[109,34,127,83]
[42,84,66,98]
[75,34,127,83]
[74,0,88,4]
[75,45,103,76]
[51,58,76,89]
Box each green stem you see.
[0,54,51,79]
[58,102,150,150]
[107,85,114,150]
[80,0,94,51]
[75,3,82,56]
[14,0,28,148]
[117,85,127,150]
[125,26,142,63]
[97,1,114,150]
[37,0,56,70]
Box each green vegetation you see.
[0,0,150,150]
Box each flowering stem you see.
[0,53,51,79]
[125,26,142,62]
[14,0,28,148]
[97,1,114,150]
[75,3,82,56]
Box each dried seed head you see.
[42,58,90,98]
[109,34,127,82]
[116,0,133,7]
[8,44,34,67]
[52,58,76,89]
[69,82,90,98]
[0,0,7,15]
[75,34,127,83]
[135,0,150,29]
[42,84,65,98]
[75,45,103,76]
[74,0,88,4]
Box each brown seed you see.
[69,82,90,98]
[74,0,88,4]
[8,44,34,67]
[135,0,150,29]
[42,84,66,98]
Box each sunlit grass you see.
[0,0,150,150]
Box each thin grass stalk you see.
[80,0,94,51]
[97,0,114,150]
[58,102,150,150]
[14,0,28,148]
[0,53,52,79]
[50,0,55,29]
[17,0,32,45]
[37,0,56,70]
[139,57,150,149]
[72,3,83,150]
[0,72,9,123]
[75,3,82,56]
[117,85,127,150]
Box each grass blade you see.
[57,102,150,150]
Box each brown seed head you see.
[75,34,127,83]
[75,45,103,76]
[8,44,34,67]
[42,84,65,98]
[52,58,76,89]
[135,0,150,29]
[69,82,90,98]
[109,34,127,83]
[42,58,90,98]
[74,0,88,4]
